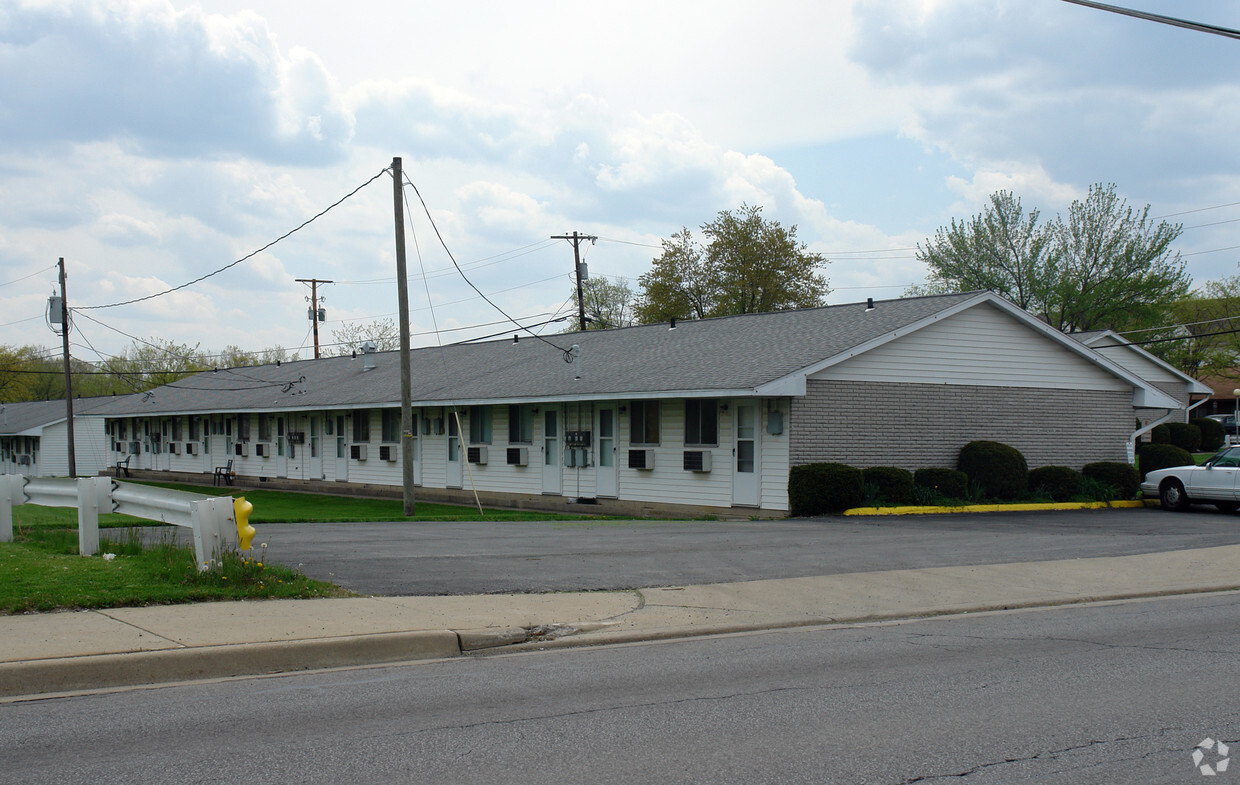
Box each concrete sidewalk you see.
[2,544,1238,699]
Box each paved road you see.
[238,505,1240,595]
[5,593,1237,784]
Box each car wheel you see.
[1160,479,1189,512]
[1215,501,1240,513]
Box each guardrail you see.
[0,475,250,572]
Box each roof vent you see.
[361,340,377,371]
[865,297,875,312]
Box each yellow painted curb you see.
[844,499,1152,516]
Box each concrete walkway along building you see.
[50,291,1190,517]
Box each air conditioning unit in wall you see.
[129,441,141,455]
[255,442,271,458]
[628,448,655,470]
[506,447,529,466]
[379,445,396,461]
[235,442,248,457]
[350,444,368,461]
[467,446,488,465]
[17,455,30,466]
[185,443,197,455]
[683,450,712,472]
[168,443,179,455]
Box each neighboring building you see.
[84,292,1179,517]
[0,398,112,477]
[1070,330,1214,433]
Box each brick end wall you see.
[790,380,1131,470]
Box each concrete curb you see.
[0,629,460,699]
[844,499,1156,516]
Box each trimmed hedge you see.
[789,463,864,516]
[1137,444,1194,481]
[1164,422,1202,453]
[1193,417,1225,453]
[1150,424,1170,444]
[1081,462,1140,500]
[862,466,915,505]
[958,440,1028,500]
[1027,465,1081,502]
[913,468,969,499]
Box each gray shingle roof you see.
[0,397,112,435]
[86,292,995,416]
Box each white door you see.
[542,409,561,495]
[308,415,323,479]
[732,403,760,506]
[334,414,348,481]
[276,416,288,478]
[596,407,617,497]
[412,418,422,485]
[446,414,462,488]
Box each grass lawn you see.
[126,481,605,523]
[1,525,348,615]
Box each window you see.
[382,409,401,443]
[684,399,718,446]
[508,405,533,443]
[237,416,251,441]
[470,407,492,444]
[188,418,199,441]
[353,410,370,442]
[172,417,183,441]
[258,415,272,442]
[630,400,660,445]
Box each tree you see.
[634,205,829,323]
[1146,279,1240,380]
[565,277,636,331]
[911,191,1050,309]
[914,184,1190,334]
[332,318,400,355]
[1045,183,1190,333]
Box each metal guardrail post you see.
[76,477,111,557]
[0,474,28,542]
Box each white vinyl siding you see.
[811,303,1129,392]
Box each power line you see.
[0,263,57,289]
[77,168,390,310]
[1059,0,1240,40]
[1155,201,1240,220]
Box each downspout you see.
[1129,410,1180,465]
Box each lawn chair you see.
[213,458,235,486]
[115,455,131,478]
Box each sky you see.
[2,0,1240,366]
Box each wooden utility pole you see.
[551,231,597,331]
[296,277,333,359]
[57,258,76,477]
[392,157,416,515]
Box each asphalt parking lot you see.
[242,505,1240,596]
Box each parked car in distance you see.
[1142,445,1240,512]
[1205,414,1239,435]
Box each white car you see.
[1142,446,1240,512]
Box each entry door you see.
[596,407,617,497]
[308,415,323,479]
[542,409,561,494]
[446,414,462,488]
[732,403,760,506]
[334,414,348,481]
[276,416,288,478]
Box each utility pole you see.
[57,258,76,477]
[551,231,597,331]
[296,278,333,359]
[392,157,416,515]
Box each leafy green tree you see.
[914,184,1190,334]
[565,276,636,331]
[634,204,829,323]
[331,318,400,355]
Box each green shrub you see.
[913,468,968,499]
[1150,424,1170,444]
[957,440,1028,500]
[1192,418,1225,452]
[1081,461,1140,500]
[1027,466,1081,502]
[861,466,915,505]
[1164,422,1202,453]
[788,463,864,516]
[1136,444,1193,481]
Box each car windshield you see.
[1209,447,1240,468]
